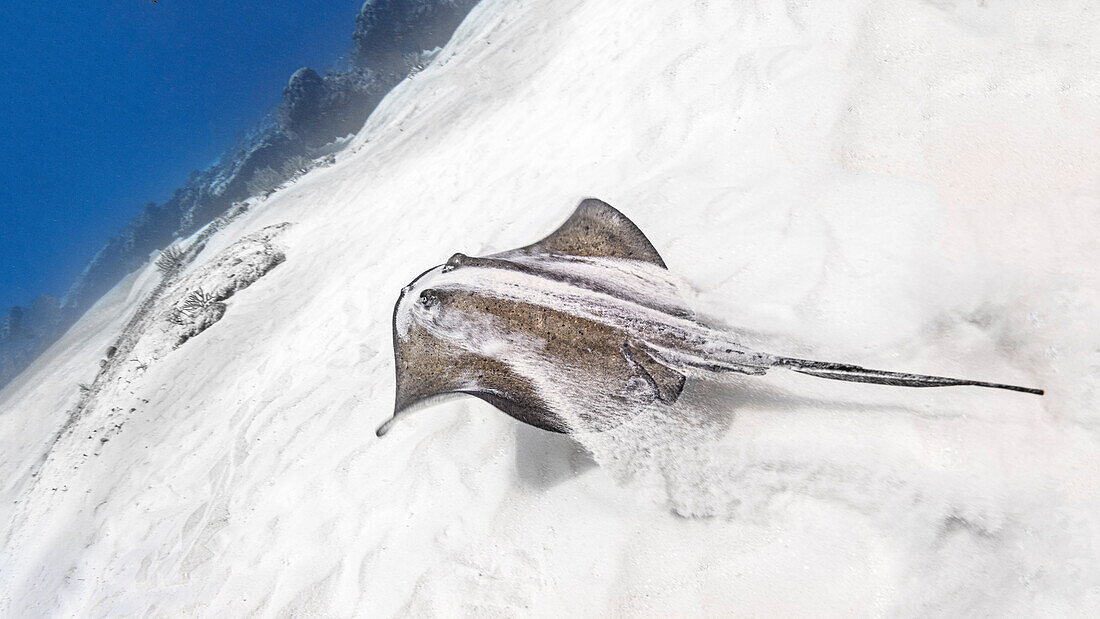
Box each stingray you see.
[377,199,1042,436]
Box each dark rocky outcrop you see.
[0,295,62,387]
[278,67,384,148]
[278,0,480,149]
[353,0,479,75]
[0,0,482,391]
[281,67,328,140]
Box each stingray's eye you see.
[418,289,440,307]
[442,253,469,273]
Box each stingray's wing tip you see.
[376,416,397,438]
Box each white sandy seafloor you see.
[2,0,1099,615]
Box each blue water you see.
[0,0,364,313]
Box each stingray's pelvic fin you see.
[623,340,687,403]
[514,198,668,267]
[772,357,1044,395]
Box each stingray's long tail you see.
[771,356,1044,395]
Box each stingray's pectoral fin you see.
[773,357,1044,395]
[516,198,669,268]
[623,340,687,403]
[375,415,400,437]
